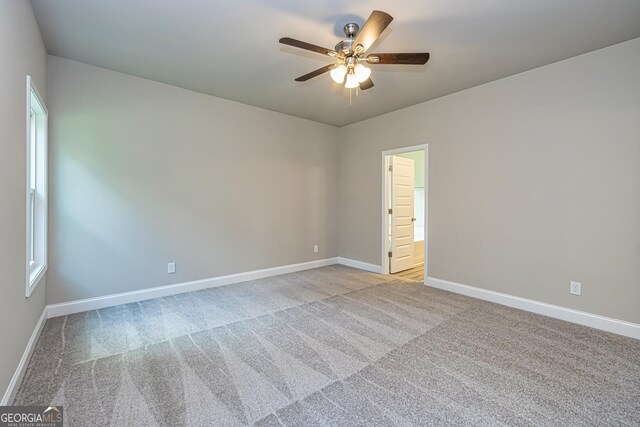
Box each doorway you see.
[382,145,428,283]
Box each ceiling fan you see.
[279,10,430,91]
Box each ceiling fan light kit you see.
[279,10,430,93]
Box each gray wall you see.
[0,0,47,400]
[46,56,339,304]
[339,38,640,324]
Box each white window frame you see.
[26,75,48,297]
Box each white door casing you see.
[389,155,415,273]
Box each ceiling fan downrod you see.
[334,22,359,55]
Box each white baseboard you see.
[426,276,640,340]
[337,257,383,274]
[47,256,390,318]
[1,307,47,405]
[47,257,340,318]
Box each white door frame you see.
[382,144,429,282]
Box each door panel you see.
[390,155,415,273]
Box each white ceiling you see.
[32,0,640,127]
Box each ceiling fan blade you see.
[294,64,337,82]
[280,37,337,57]
[352,11,393,53]
[367,53,430,65]
[359,78,374,90]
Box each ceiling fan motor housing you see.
[335,39,354,55]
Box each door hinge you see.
[388,165,393,172]
[388,208,392,214]
[388,251,392,258]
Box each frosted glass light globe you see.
[345,72,359,88]
[354,64,371,83]
[330,65,347,84]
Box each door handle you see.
[411,217,416,222]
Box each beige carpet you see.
[14,265,640,425]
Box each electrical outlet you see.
[313,245,319,253]
[570,281,581,296]
[167,262,176,274]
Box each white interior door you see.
[389,155,415,273]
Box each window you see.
[26,75,48,297]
